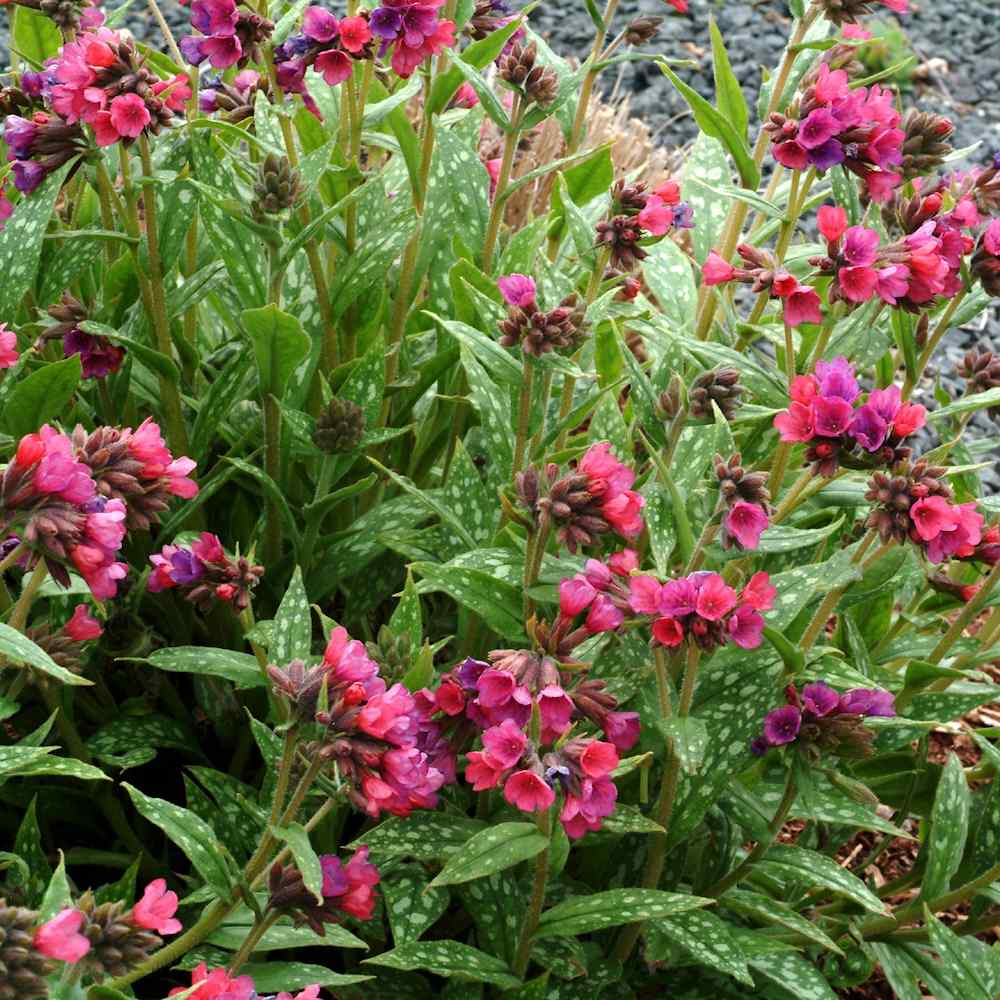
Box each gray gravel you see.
[1,0,998,483]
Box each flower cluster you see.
[4,111,86,193]
[0,181,13,231]
[516,442,644,552]
[50,28,189,147]
[629,570,776,651]
[702,243,823,327]
[0,0,104,33]
[595,179,693,271]
[817,0,907,28]
[268,847,380,934]
[765,60,904,201]
[715,453,771,551]
[753,681,895,758]
[269,626,449,817]
[180,0,274,69]
[497,274,584,356]
[972,217,1000,297]
[467,724,621,838]
[0,880,180,998]
[369,0,457,78]
[813,205,971,311]
[25,602,103,676]
[170,965,321,1000]
[148,532,264,611]
[773,357,926,476]
[46,294,125,379]
[197,69,266,122]
[274,5,372,102]
[865,461,984,563]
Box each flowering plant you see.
[0,0,999,996]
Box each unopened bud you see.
[313,397,366,453]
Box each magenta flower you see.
[303,4,338,40]
[132,878,182,935]
[33,909,90,962]
[723,500,769,550]
[0,323,18,369]
[64,604,103,641]
[797,108,840,149]
[910,495,960,541]
[504,769,555,812]
[774,400,814,443]
[702,250,735,285]
[727,604,764,649]
[838,688,896,717]
[812,396,854,437]
[559,575,596,616]
[693,573,737,622]
[802,681,840,717]
[584,593,624,633]
[763,705,801,747]
[498,273,537,308]
[481,717,528,769]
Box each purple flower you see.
[456,657,488,690]
[763,705,801,747]
[20,71,48,98]
[658,577,697,618]
[303,5,339,41]
[812,396,854,437]
[867,385,901,424]
[842,226,880,267]
[798,108,840,150]
[815,356,860,402]
[369,6,403,38]
[168,548,204,585]
[179,35,207,65]
[839,688,895,717]
[13,161,46,194]
[807,138,845,171]
[848,404,889,452]
[801,681,839,718]
[63,328,126,379]
[672,202,695,229]
[4,116,39,159]
[320,855,349,896]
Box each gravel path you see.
[1,0,998,483]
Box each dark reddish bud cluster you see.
[864,460,951,546]
[624,15,662,45]
[972,220,1000,297]
[498,295,583,357]
[815,0,908,28]
[595,215,648,271]
[958,347,1000,420]
[499,41,559,106]
[899,110,954,180]
[689,367,744,421]
[76,893,162,980]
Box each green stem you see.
[8,559,47,632]
[771,469,815,524]
[512,359,535,476]
[523,515,551,620]
[613,643,699,961]
[0,541,28,583]
[926,559,1000,667]
[481,96,522,271]
[568,0,622,153]
[136,136,190,455]
[512,806,552,977]
[145,0,184,66]
[263,393,283,565]
[228,911,279,975]
[799,529,879,652]
[707,769,797,897]
[902,289,967,400]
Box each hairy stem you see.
[512,807,552,977]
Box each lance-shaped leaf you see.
[242,305,311,400]
[429,822,548,888]
[535,888,711,939]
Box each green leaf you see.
[412,561,523,640]
[389,570,423,648]
[38,852,72,921]
[741,933,839,1000]
[242,305,311,399]
[272,567,312,664]
[123,784,235,900]
[1,355,82,439]
[429,314,522,386]
[348,813,486,862]
[0,623,93,687]
[272,0,311,44]
[658,717,709,775]
[599,804,664,836]
[535,889,711,939]
[921,752,970,901]
[723,889,844,954]
[138,646,265,689]
[271,823,323,902]
[646,908,753,985]
[641,234,697,331]
[660,64,758,189]
[681,134,734,263]
[922,909,994,1000]
[240,962,372,990]
[382,865,450,945]
[12,6,61,64]
[10,798,51,904]
[758,845,889,915]
[429,822,547,888]
[210,916,367,952]
[364,941,520,990]
[709,16,749,140]
[930,386,1000,422]
[753,516,845,554]
[338,333,386,428]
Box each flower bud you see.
[253,153,303,217]
[625,15,663,45]
[689,367,744,421]
[313,397,366,453]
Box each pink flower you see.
[984,218,1000,257]
[504,770,555,812]
[538,685,574,740]
[584,558,612,590]
[168,963,256,999]
[579,740,618,778]
[812,396,854,437]
[814,62,851,102]
[628,575,662,614]
[742,572,776,611]
[783,284,822,326]
[774,400,814,443]
[790,375,819,404]
[910,495,960,541]
[607,549,638,576]
[838,265,879,302]
[652,616,684,647]
[602,489,645,538]
[64,604,103,641]
[638,195,674,236]
[653,180,681,204]
[450,81,479,108]
[702,250,735,285]
[560,575,596,616]
[773,139,810,170]
[108,93,151,139]
[0,323,18,368]
[727,604,764,649]
[33,909,90,962]
[694,574,737,622]
[603,711,641,750]
[465,750,505,790]
[842,24,872,40]
[334,847,380,920]
[358,683,417,744]
[132,878,182,935]
[303,5,338,40]
[482,717,527,769]
[277,989,322,1000]
[316,49,353,85]
[723,501,769,550]
[664,0,687,10]
[798,108,841,149]
[498,273,537,308]
[323,625,381,688]
[818,205,849,243]
[339,14,371,51]
[585,593,624,633]
[893,402,925,437]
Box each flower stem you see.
[512,359,535,476]
[136,136,190,455]
[512,806,552,977]
[926,559,1000,667]
[145,0,184,66]
[707,769,797,897]
[902,289,967,400]
[771,469,815,524]
[482,96,522,271]
[613,643,700,961]
[568,0,622,153]
[228,911,279,975]
[8,558,47,632]
[798,529,879,652]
